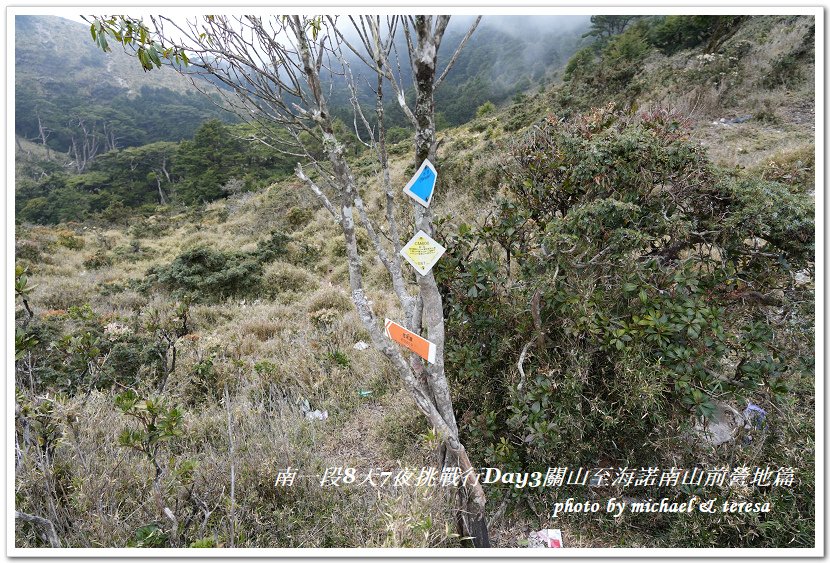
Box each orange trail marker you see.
[384,318,436,364]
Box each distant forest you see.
[15,15,590,225]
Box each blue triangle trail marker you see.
[402,159,437,208]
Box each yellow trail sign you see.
[400,230,446,276]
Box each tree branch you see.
[295,163,340,221]
[435,16,482,89]
[15,511,61,548]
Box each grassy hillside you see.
[14,14,815,549]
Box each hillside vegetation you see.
[15,16,235,155]
[14,14,815,548]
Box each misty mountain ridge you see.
[16,15,197,97]
[15,15,236,154]
[15,14,590,152]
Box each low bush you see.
[145,231,291,302]
[436,106,814,545]
[306,289,353,315]
[476,101,496,118]
[56,230,85,250]
[17,303,162,395]
[83,250,113,270]
[253,230,290,262]
[285,207,314,230]
[147,246,263,301]
[263,261,319,296]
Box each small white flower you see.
[103,322,132,341]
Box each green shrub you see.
[475,101,496,118]
[190,537,219,548]
[502,106,534,132]
[144,231,290,302]
[436,106,813,530]
[563,46,596,81]
[56,230,85,250]
[83,250,113,270]
[470,120,488,133]
[186,357,219,406]
[254,230,290,262]
[558,23,652,109]
[115,389,184,483]
[327,349,351,368]
[648,16,742,55]
[18,302,160,394]
[263,261,319,295]
[285,207,314,230]
[284,241,321,268]
[386,126,411,145]
[763,36,812,89]
[148,246,263,301]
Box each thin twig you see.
[435,17,482,89]
[224,384,236,548]
[516,338,536,391]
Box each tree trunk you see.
[409,16,489,547]
[155,173,167,205]
[36,113,51,159]
[15,511,61,548]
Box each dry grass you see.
[15,248,458,547]
[694,120,814,169]
[17,105,814,545]
[14,15,815,548]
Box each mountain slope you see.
[15,15,234,152]
[327,16,591,128]
[15,15,197,97]
[13,14,815,550]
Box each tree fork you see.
[89,13,490,548]
[408,15,489,547]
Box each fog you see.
[33,12,595,127]
[447,14,591,36]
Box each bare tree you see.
[102,121,120,152]
[332,14,488,544]
[67,118,101,173]
[119,143,175,204]
[34,111,52,159]
[91,13,489,546]
[148,155,172,205]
